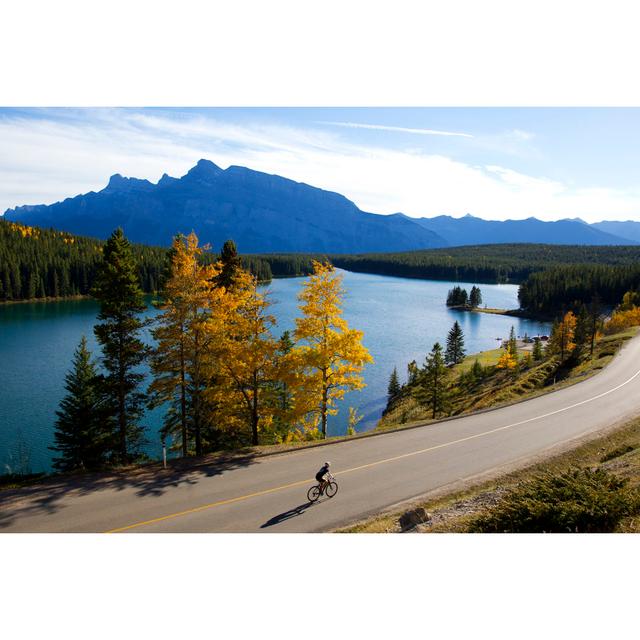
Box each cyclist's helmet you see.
[324,461,331,467]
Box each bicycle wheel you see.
[325,481,338,498]
[307,485,321,502]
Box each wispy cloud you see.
[0,109,639,224]
[317,121,474,138]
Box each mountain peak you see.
[185,159,223,181]
[103,173,153,193]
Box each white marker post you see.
[162,440,167,469]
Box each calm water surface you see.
[0,270,550,472]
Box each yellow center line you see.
[106,362,640,533]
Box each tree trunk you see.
[321,369,328,438]
[194,331,202,457]
[252,374,259,446]
[180,338,187,458]
[118,326,127,462]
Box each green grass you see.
[378,327,639,432]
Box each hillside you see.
[408,213,634,246]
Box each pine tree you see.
[471,358,483,379]
[92,228,148,463]
[388,367,401,400]
[407,360,419,385]
[573,305,590,359]
[292,261,373,438]
[507,326,518,358]
[276,330,295,412]
[50,337,110,471]
[413,342,450,419]
[445,321,466,365]
[446,286,469,307]
[469,286,482,308]
[532,338,543,361]
[587,294,603,357]
[216,239,242,289]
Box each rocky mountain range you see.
[4,159,639,251]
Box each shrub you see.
[469,467,639,533]
[604,307,640,334]
[600,445,635,463]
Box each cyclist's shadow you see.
[260,501,316,529]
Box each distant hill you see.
[405,213,635,246]
[591,220,640,244]
[2,160,447,254]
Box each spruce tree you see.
[573,305,590,359]
[471,358,483,379]
[216,239,242,289]
[587,294,603,356]
[507,326,518,357]
[276,330,295,412]
[388,367,401,400]
[50,337,109,471]
[532,338,543,361]
[413,342,450,419]
[469,286,482,308]
[407,360,419,385]
[92,228,148,463]
[445,321,466,365]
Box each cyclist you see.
[315,461,332,493]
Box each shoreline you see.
[447,304,552,321]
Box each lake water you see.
[0,270,550,473]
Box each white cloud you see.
[1,109,639,224]
[318,121,474,138]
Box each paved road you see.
[3,335,640,533]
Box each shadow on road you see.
[0,453,258,530]
[260,501,315,529]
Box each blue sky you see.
[2,107,640,222]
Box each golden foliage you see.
[207,268,280,445]
[604,306,640,334]
[548,311,577,359]
[148,232,223,454]
[496,351,517,370]
[291,260,373,437]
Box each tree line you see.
[0,219,315,302]
[517,263,640,314]
[330,244,640,285]
[50,229,372,472]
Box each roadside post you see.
[162,439,167,469]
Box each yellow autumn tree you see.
[496,351,517,370]
[604,306,640,334]
[548,311,577,360]
[148,232,222,457]
[211,268,280,446]
[292,261,373,438]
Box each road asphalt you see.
[3,335,640,533]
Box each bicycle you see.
[307,472,339,502]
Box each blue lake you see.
[0,270,550,473]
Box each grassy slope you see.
[378,328,638,431]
